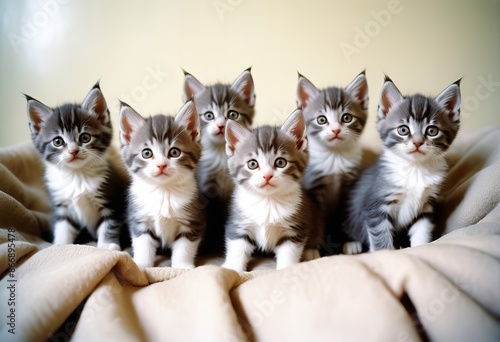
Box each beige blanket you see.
[1,127,500,341]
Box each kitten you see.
[344,76,461,253]
[297,71,369,254]
[222,109,321,272]
[119,99,205,269]
[26,82,127,250]
[183,68,256,254]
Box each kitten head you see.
[26,82,112,169]
[183,68,255,146]
[377,76,461,161]
[297,70,368,149]
[225,109,308,196]
[119,99,201,185]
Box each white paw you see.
[97,242,121,251]
[343,241,363,255]
[171,262,195,270]
[302,248,320,261]
[134,258,154,270]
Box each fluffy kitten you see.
[26,82,127,250]
[297,71,369,254]
[222,109,321,272]
[119,99,205,269]
[344,76,461,253]
[183,68,256,254]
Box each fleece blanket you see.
[1,127,500,341]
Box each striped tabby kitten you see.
[119,99,205,269]
[183,68,255,254]
[297,71,369,254]
[344,76,461,253]
[222,109,320,272]
[26,82,127,250]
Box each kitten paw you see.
[97,242,121,251]
[171,262,195,270]
[302,248,320,261]
[343,241,363,255]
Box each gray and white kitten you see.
[297,71,369,253]
[344,76,461,254]
[119,99,205,269]
[222,109,321,272]
[183,68,256,253]
[26,82,127,250]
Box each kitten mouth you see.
[409,149,425,155]
[260,182,275,188]
[329,136,342,141]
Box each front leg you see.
[222,237,255,272]
[171,235,201,269]
[275,240,305,270]
[409,215,433,247]
[132,232,160,269]
[53,219,79,245]
[97,217,122,251]
[366,216,395,252]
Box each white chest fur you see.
[383,153,446,228]
[234,185,301,251]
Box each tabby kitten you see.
[344,76,461,253]
[119,99,205,269]
[297,71,369,253]
[183,68,256,254]
[26,82,127,250]
[222,109,320,272]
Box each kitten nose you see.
[263,174,273,182]
[68,149,79,156]
[332,128,341,135]
[413,141,423,149]
[157,164,167,173]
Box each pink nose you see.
[69,149,79,156]
[157,164,167,173]
[332,128,341,135]
[413,141,423,148]
[263,174,273,182]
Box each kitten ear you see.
[436,79,461,122]
[346,70,369,110]
[378,75,404,119]
[183,70,206,102]
[175,98,200,142]
[230,67,255,107]
[225,120,251,157]
[25,95,53,134]
[119,101,145,145]
[297,73,319,109]
[82,82,109,124]
[282,108,308,152]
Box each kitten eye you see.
[79,133,92,144]
[52,137,64,147]
[142,148,153,159]
[274,158,287,168]
[169,147,181,158]
[397,125,410,136]
[341,113,353,123]
[227,110,240,120]
[204,112,215,120]
[426,126,439,137]
[247,159,259,170]
[317,116,328,125]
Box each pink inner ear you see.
[381,92,393,116]
[121,118,134,143]
[29,108,43,132]
[298,86,311,108]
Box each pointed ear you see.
[436,80,461,122]
[175,98,200,142]
[378,76,404,119]
[225,120,251,157]
[25,95,53,134]
[282,108,308,152]
[297,73,319,109]
[183,70,206,102]
[230,67,255,107]
[346,70,369,110]
[82,82,109,124]
[119,101,145,145]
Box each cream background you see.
[1,0,499,148]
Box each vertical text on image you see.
[6,227,17,335]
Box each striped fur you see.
[25,82,127,250]
[183,68,256,254]
[222,109,321,272]
[344,77,461,253]
[119,100,205,269]
[297,71,369,254]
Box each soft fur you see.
[344,76,461,253]
[119,99,205,269]
[297,71,369,254]
[222,109,321,272]
[25,82,127,250]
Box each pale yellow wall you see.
[1,0,499,148]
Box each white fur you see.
[343,241,363,255]
[222,238,254,272]
[132,234,159,269]
[275,241,304,269]
[409,217,433,247]
[171,236,200,269]
[53,221,78,245]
